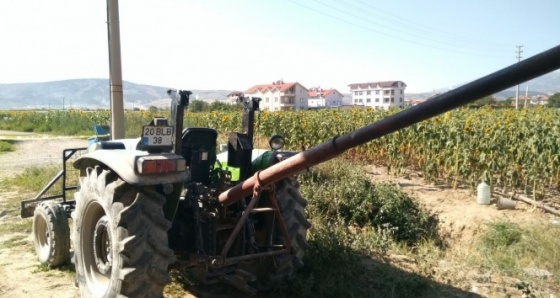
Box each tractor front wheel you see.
[32,201,70,267]
[72,166,175,298]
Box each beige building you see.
[307,87,344,108]
[245,80,308,111]
[348,81,406,109]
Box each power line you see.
[348,0,512,48]
[283,0,507,57]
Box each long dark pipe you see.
[219,44,560,206]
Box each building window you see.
[274,97,278,102]
[391,90,395,95]
[400,90,403,94]
[375,98,379,102]
[391,98,394,103]
[384,98,389,103]
[400,97,403,102]
[384,90,390,95]
[300,98,303,103]
[265,98,269,103]
[375,90,379,95]
[366,98,371,103]
[366,91,371,95]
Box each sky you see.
[0,0,559,93]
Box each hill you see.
[406,70,560,100]
[1,71,557,109]
[0,79,231,110]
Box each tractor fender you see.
[73,150,188,186]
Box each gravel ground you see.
[0,135,88,179]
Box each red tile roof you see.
[308,88,342,98]
[348,81,406,89]
[245,82,306,94]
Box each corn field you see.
[2,106,559,194]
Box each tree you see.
[547,92,560,108]
[468,95,496,108]
[148,106,158,113]
[189,100,208,112]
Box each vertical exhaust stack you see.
[107,0,125,139]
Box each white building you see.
[307,87,344,108]
[348,81,407,109]
[226,91,244,105]
[245,80,308,111]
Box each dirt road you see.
[0,137,85,297]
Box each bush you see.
[0,140,14,153]
[300,158,435,246]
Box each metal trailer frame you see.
[20,147,87,218]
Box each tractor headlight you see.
[269,134,285,151]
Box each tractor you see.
[19,2,560,296]
[24,90,310,296]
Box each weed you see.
[0,140,15,153]
[300,158,437,246]
[5,165,61,193]
[480,222,523,248]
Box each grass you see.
[0,140,15,154]
[0,235,28,249]
[467,221,560,294]
[6,165,62,193]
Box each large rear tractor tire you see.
[253,178,311,291]
[72,166,175,298]
[32,201,70,267]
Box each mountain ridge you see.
[1,71,558,109]
[0,79,232,109]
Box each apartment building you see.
[307,87,344,108]
[348,81,406,109]
[245,80,308,111]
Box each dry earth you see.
[0,135,557,297]
[367,165,558,297]
[0,135,85,298]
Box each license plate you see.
[142,126,173,146]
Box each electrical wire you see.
[284,0,510,57]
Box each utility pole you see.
[524,85,528,108]
[515,45,523,109]
[107,0,125,139]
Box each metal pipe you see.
[107,0,125,139]
[219,44,560,205]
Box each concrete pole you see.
[524,85,527,108]
[107,0,125,139]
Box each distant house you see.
[348,81,407,109]
[226,91,244,105]
[529,95,549,105]
[245,80,308,111]
[307,87,344,108]
[407,98,426,106]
